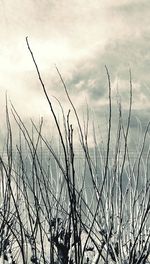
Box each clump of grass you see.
[0,38,149,263]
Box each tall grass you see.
[0,39,149,263]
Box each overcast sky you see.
[0,0,150,146]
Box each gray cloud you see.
[0,0,149,150]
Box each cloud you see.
[0,0,149,149]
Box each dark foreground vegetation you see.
[0,38,149,263]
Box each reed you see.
[0,39,149,264]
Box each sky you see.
[0,0,150,148]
